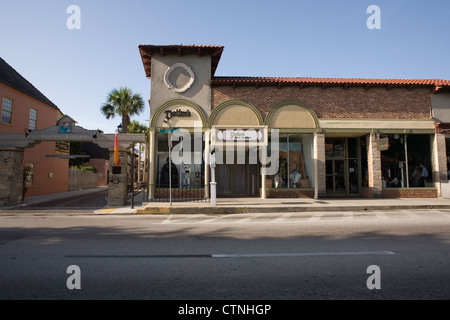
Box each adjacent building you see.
[0,57,69,197]
[139,44,450,200]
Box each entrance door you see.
[325,137,361,196]
[216,149,259,197]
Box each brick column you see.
[148,130,156,200]
[0,148,24,207]
[432,133,448,197]
[314,133,326,198]
[108,150,128,206]
[367,133,382,198]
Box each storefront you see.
[139,44,450,201]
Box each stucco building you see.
[0,57,69,197]
[139,44,450,200]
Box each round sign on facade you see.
[164,63,195,93]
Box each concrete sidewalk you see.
[11,187,450,215]
[130,197,450,215]
[21,187,108,207]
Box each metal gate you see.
[150,160,207,203]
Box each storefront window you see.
[381,134,432,188]
[267,134,313,189]
[155,133,204,189]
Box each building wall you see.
[432,92,450,123]
[0,82,69,197]
[150,54,212,116]
[212,85,432,120]
[85,158,109,186]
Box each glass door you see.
[325,137,361,196]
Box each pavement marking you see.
[212,251,396,258]
[343,212,354,220]
[402,210,425,219]
[96,208,116,214]
[66,251,396,259]
[272,212,296,222]
[308,212,324,222]
[374,211,389,219]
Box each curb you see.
[134,204,450,215]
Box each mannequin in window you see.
[290,169,301,188]
[160,157,179,188]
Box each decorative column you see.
[367,132,382,198]
[108,150,128,206]
[148,129,156,200]
[204,129,210,199]
[432,132,448,198]
[314,132,326,198]
[0,148,25,207]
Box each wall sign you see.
[164,109,192,121]
[218,129,264,142]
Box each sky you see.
[1,0,450,134]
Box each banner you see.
[114,133,119,165]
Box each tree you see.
[128,120,149,136]
[128,120,149,184]
[100,87,145,133]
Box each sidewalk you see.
[22,187,108,207]
[12,187,450,215]
[130,197,450,215]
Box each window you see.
[1,97,13,124]
[156,132,204,189]
[29,108,37,130]
[268,134,314,189]
[381,134,432,188]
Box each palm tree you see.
[100,87,145,133]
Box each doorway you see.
[216,148,259,197]
[325,137,361,196]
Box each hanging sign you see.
[377,137,389,151]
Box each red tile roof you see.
[138,45,224,78]
[211,76,450,91]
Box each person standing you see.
[420,164,429,187]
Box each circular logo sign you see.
[164,63,195,93]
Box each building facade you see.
[139,44,450,200]
[0,57,69,197]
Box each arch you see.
[151,99,209,129]
[210,100,263,126]
[265,100,320,130]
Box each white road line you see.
[308,212,324,222]
[402,210,425,219]
[212,251,396,258]
[272,212,296,222]
[343,212,354,220]
[374,211,389,219]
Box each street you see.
[1,208,450,300]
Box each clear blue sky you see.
[1,0,449,133]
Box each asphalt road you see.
[1,209,450,301]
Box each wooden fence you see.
[68,168,98,191]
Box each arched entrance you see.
[0,115,146,207]
[210,100,265,197]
